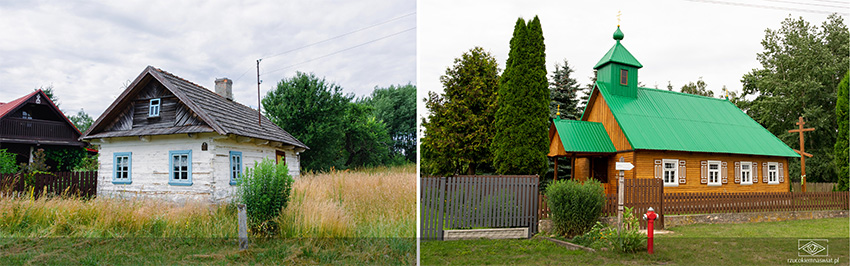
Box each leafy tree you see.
[362,84,416,162]
[492,16,550,176]
[549,59,581,120]
[263,72,352,172]
[741,14,848,183]
[421,47,500,176]
[44,147,87,172]
[68,109,94,133]
[836,71,849,191]
[0,149,18,174]
[342,102,394,168]
[666,81,673,91]
[679,77,713,97]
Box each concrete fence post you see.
[237,204,248,250]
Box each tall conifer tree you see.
[492,16,550,176]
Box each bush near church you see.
[545,179,605,237]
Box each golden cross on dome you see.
[617,10,621,26]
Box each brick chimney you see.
[215,78,233,100]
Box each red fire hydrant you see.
[642,207,658,254]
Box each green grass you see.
[0,237,415,265]
[421,217,849,265]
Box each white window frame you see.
[707,160,721,186]
[768,162,779,185]
[149,98,161,117]
[662,159,679,187]
[740,161,752,185]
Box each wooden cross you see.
[788,116,814,192]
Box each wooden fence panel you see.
[0,171,97,198]
[660,191,849,215]
[420,175,539,240]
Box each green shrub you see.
[545,179,605,237]
[570,207,647,252]
[0,149,18,174]
[611,206,647,253]
[237,158,294,236]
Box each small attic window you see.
[21,110,32,119]
[620,69,628,85]
[149,98,161,117]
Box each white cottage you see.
[81,66,308,202]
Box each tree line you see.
[263,72,415,172]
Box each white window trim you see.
[768,162,779,185]
[149,98,161,117]
[662,159,679,187]
[740,161,753,185]
[707,160,721,186]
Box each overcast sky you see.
[0,0,415,119]
[418,0,848,126]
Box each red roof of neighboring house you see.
[0,90,82,135]
[0,90,38,119]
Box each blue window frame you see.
[229,151,242,185]
[168,150,192,186]
[149,98,161,117]
[113,152,132,184]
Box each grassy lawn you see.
[0,164,416,265]
[421,217,849,265]
[0,237,414,265]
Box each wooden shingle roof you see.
[82,66,307,149]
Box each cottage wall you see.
[96,133,300,203]
[574,150,790,194]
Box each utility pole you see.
[257,59,262,127]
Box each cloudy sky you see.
[0,0,416,119]
[418,0,847,123]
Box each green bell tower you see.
[594,26,642,98]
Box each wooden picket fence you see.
[664,191,849,215]
[0,171,97,198]
[538,178,850,229]
[421,175,538,240]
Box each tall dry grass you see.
[0,164,415,239]
[276,164,416,238]
[0,196,237,238]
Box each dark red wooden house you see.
[0,90,86,165]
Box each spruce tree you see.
[492,16,550,176]
[549,59,581,120]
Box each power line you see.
[682,0,849,15]
[261,27,415,76]
[810,0,848,4]
[234,11,415,82]
[261,12,415,60]
[763,0,847,9]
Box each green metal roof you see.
[593,26,643,69]
[552,118,616,153]
[592,82,800,157]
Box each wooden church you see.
[548,26,799,194]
